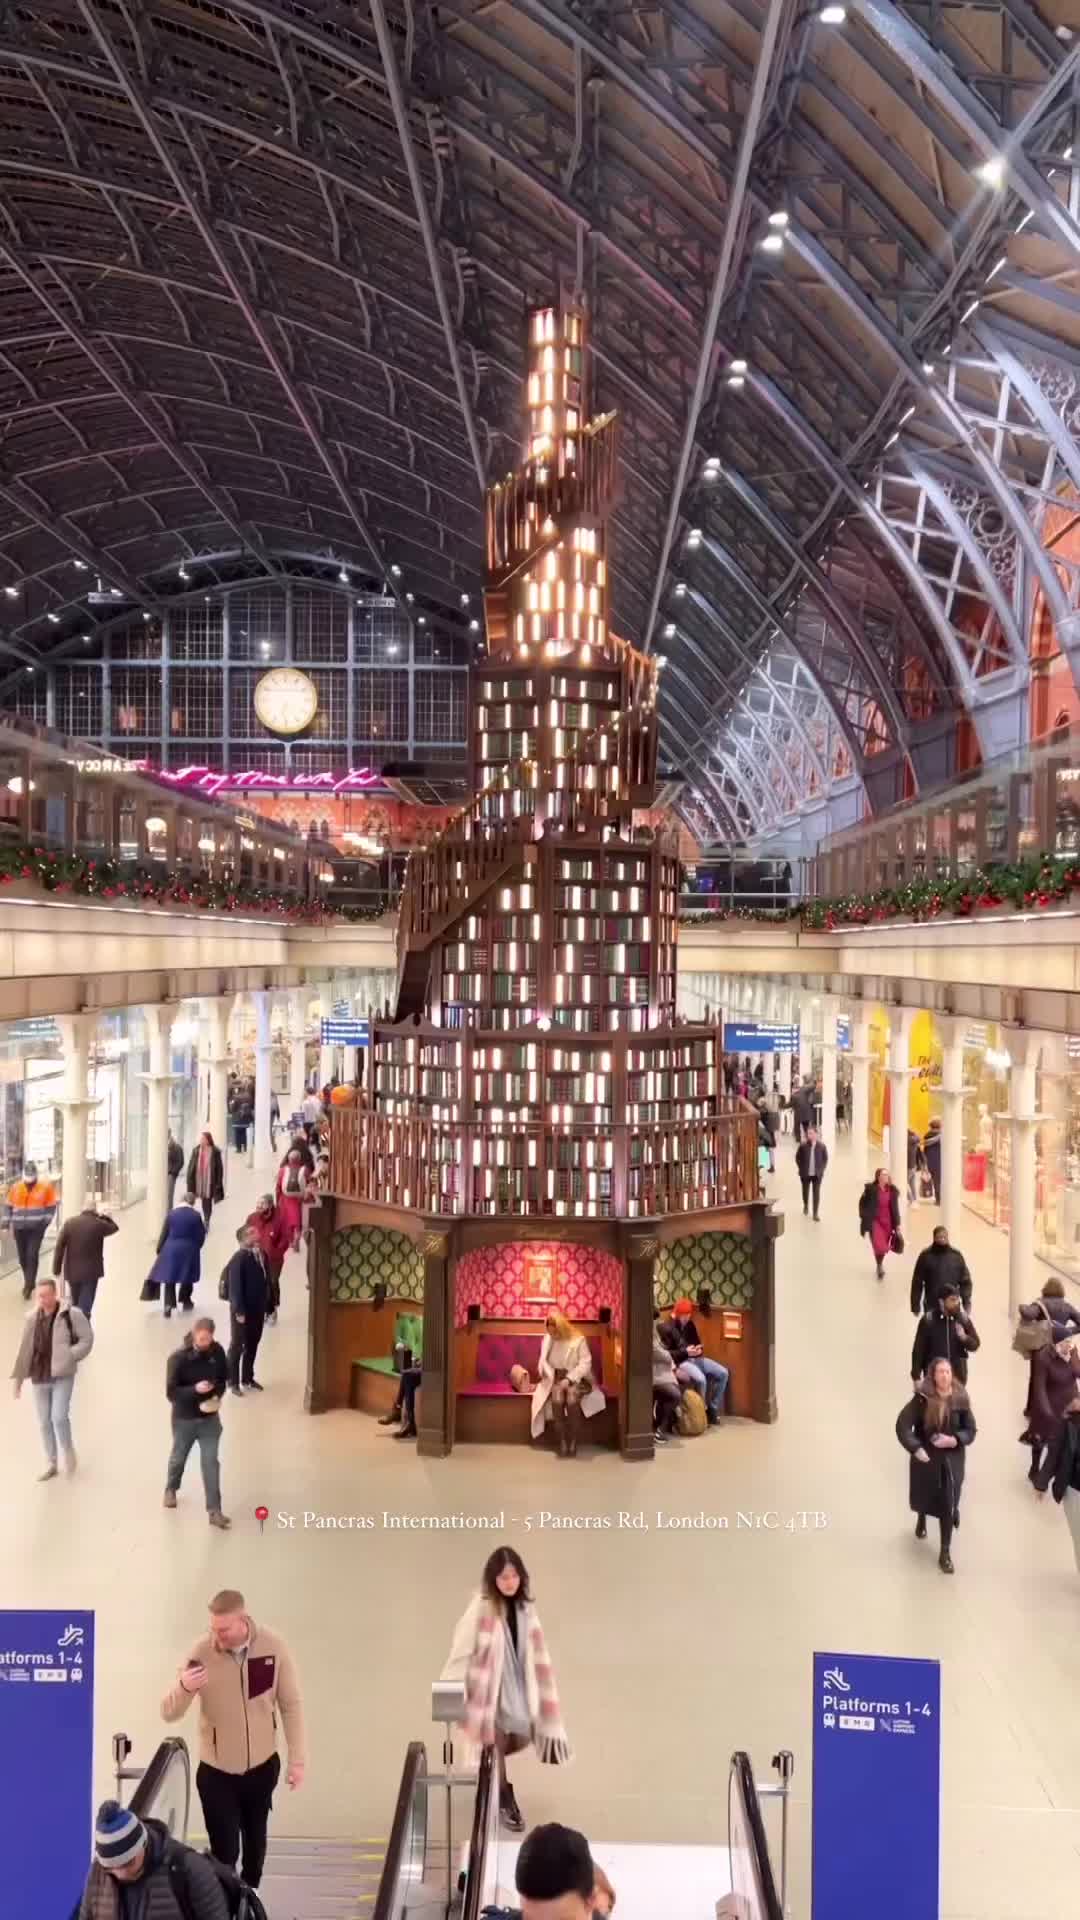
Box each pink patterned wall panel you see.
[454,1243,623,1328]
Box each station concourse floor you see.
[3,1135,1080,1919]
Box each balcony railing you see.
[328,1104,760,1220]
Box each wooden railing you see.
[329,1106,760,1221]
[485,412,618,580]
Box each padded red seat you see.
[458,1331,606,1396]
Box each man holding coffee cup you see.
[163,1314,230,1527]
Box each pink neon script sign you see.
[152,765,383,796]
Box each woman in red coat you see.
[247,1192,293,1323]
[858,1166,902,1281]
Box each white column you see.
[141,1004,181,1237]
[936,1015,969,1242]
[820,998,839,1156]
[201,997,230,1151]
[342,1044,358,1084]
[55,1012,96,1220]
[777,1045,793,1101]
[887,1006,916,1199]
[252,990,275,1169]
[288,986,310,1116]
[319,981,335,1086]
[849,1005,872,1177]
[1005,1029,1041,1315]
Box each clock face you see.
[253,667,319,736]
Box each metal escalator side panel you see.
[727,1751,782,1920]
[128,1737,191,1845]
[372,1741,429,1920]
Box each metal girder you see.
[76,0,409,616]
[641,0,792,650]
[664,629,804,815]
[0,471,151,609]
[369,0,487,490]
[680,592,834,794]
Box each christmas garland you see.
[801,852,1080,932]
[0,844,389,926]
[680,906,801,926]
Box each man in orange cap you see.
[669,1298,728,1424]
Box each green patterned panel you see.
[654,1233,754,1311]
[330,1226,424,1303]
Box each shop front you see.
[961,1023,1012,1228]
[868,1007,889,1149]
[1032,1034,1080,1279]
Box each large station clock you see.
[253,667,319,736]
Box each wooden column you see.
[748,1206,781,1424]
[304,1192,335,1413]
[619,1228,657,1462]
[418,1225,454,1458]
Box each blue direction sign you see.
[0,1609,95,1918]
[836,1015,851,1049]
[812,1650,940,1920]
[723,1020,799,1054]
[320,1017,370,1047]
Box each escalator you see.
[724,1749,784,1920]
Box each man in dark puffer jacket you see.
[77,1800,228,1920]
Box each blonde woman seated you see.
[531,1310,594,1457]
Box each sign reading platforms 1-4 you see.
[812,1650,940,1919]
[723,1020,799,1054]
[0,1610,95,1918]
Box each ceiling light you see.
[417,615,426,626]
[884,431,900,448]
[24,665,34,674]
[338,567,348,584]
[109,587,123,597]
[47,612,60,624]
[4,585,18,598]
[391,563,402,577]
[259,640,271,655]
[922,361,935,375]
[82,634,91,645]
[730,358,747,373]
[674,582,686,597]
[976,157,1006,188]
[767,210,789,229]
[387,642,399,656]
[900,405,915,423]
[687,528,702,547]
[469,619,479,631]
[760,233,785,253]
[818,3,846,19]
[178,565,189,581]
[460,592,470,606]
[405,592,414,603]
[663,622,676,639]
[73,559,87,570]
[143,612,152,622]
[726,374,745,388]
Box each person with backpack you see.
[910,1288,980,1386]
[11,1276,93,1479]
[161,1587,307,1893]
[665,1299,728,1424]
[1015,1278,1080,1476]
[76,1798,230,1920]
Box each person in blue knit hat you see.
[75,1796,229,1918]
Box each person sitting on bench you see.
[378,1331,423,1439]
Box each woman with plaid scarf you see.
[442,1546,571,1833]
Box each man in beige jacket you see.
[161,1587,306,1890]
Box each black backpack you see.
[168,1847,269,1920]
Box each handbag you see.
[1012,1300,1053,1356]
[890,1229,905,1256]
[495,1626,532,1740]
[218,1267,230,1302]
[139,1276,160,1302]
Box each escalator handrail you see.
[372,1740,428,1920]
[128,1736,192,1839]
[460,1745,497,1920]
[728,1750,782,1920]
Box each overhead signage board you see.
[836,1016,851,1049]
[723,1021,799,1055]
[320,1018,370,1047]
[0,1609,95,1919]
[812,1650,940,1920]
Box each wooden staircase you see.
[393,827,533,1022]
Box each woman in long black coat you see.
[896,1357,976,1575]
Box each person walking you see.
[910,1288,980,1386]
[6,1161,59,1299]
[906,1127,924,1205]
[11,1276,93,1479]
[167,1131,185,1211]
[859,1166,902,1280]
[247,1193,291,1325]
[301,1087,324,1142]
[1033,1398,1080,1574]
[187,1130,225,1230]
[275,1148,309,1252]
[922,1118,942,1205]
[144,1191,207,1318]
[51,1201,118,1319]
[161,1587,307,1891]
[76,1798,229,1920]
[911,1226,972,1315]
[791,1080,816,1142]
[795,1124,828,1221]
[442,1546,571,1835]
[529,1310,595,1457]
[896,1357,976,1574]
[164,1315,230,1525]
[225,1225,270,1396]
[1024,1329,1080,1485]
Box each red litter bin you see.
[964,1150,987,1192]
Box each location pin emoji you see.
[255,1506,269,1535]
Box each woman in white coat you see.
[442,1546,572,1833]
[530,1310,595,1456]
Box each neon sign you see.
[148,764,385,797]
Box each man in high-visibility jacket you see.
[7,1162,59,1299]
